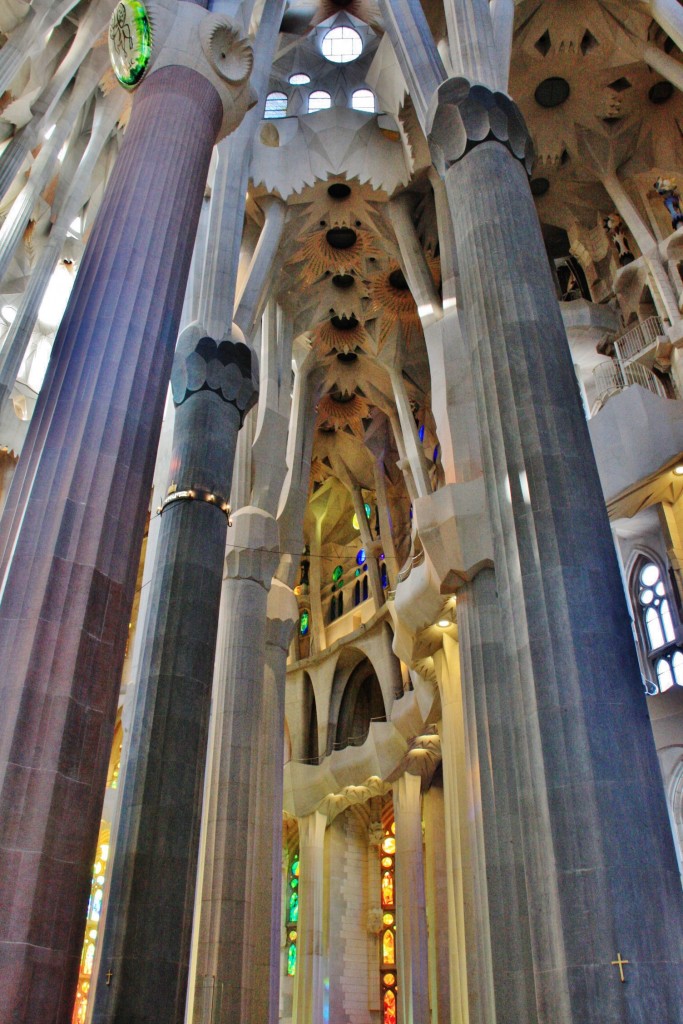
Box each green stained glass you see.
[109,1,152,89]
[332,565,343,582]
[299,610,309,636]
[291,877,298,889]
[287,942,297,976]
[364,502,372,518]
[289,890,299,923]
[292,857,299,878]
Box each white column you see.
[293,810,327,1024]
[234,196,287,340]
[650,0,683,53]
[388,368,432,498]
[393,772,430,1024]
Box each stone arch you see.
[668,757,683,881]
[328,651,386,753]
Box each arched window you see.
[308,90,331,113]
[632,557,683,692]
[264,91,287,118]
[352,88,375,112]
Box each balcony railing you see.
[614,316,665,363]
[592,359,667,411]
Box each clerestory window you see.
[632,557,683,692]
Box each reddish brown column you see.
[0,63,222,1024]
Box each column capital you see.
[110,1,257,139]
[171,322,259,424]
[426,77,534,177]
[224,506,280,585]
[265,578,299,651]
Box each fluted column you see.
[455,569,535,1023]
[245,580,299,1023]
[0,86,126,411]
[293,810,327,1024]
[91,330,257,1024]
[0,29,244,1019]
[427,77,683,1020]
[193,507,280,1023]
[393,772,430,1024]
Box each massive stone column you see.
[427,76,683,1021]
[293,810,327,1024]
[192,506,280,1023]
[393,771,430,1024]
[91,329,257,1024]
[0,4,255,1019]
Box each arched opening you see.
[335,657,386,750]
[303,672,319,764]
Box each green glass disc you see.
[109,1,152,89]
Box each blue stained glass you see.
[418,425,425,442]
[356,549,366,566]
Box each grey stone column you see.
[0,58,229,1024]
[193,507,280,1023]
[455,569,535,1023]
[245,579,298,1024]
[91,330,257,1024]
[0,86,126,412]
[428,79,683,1021]
[393,771,430,1024]
[293,810,327,1024]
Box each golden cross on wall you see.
[611,952,630,983]
[106,969,113,986]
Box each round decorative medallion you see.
[109,1,152,89]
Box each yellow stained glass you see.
[391,822,396,834]
[381,837,396,855]
[381,856,392,868]
[383,913,394,925]
[381,870,394,908]
[383,973,396,986]
[382,928,395,965]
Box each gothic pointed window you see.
[632,557,683,692]
[72,828,110,1023]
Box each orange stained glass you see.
[391,822,396,834]
[382,928,395,965]
[381,856,392,868]
[381,870,394,908]
[384,988,397,1024]
[381,836,396,855]
[383,973,396,986]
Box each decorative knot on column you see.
[171,322,259,425]
[426,77,534,177]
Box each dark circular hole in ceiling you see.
[389,268,409,290]
[649,81,674,105]
[330,314,359,331]
[337,351,359,362]
[535,77,570,108]
[530,177,550,197]
[332,273,355,289]
[327,227,357,249]
[328,183,352,199]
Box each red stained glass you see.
[383,988,397,1024]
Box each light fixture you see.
[674,465,683,476]
[437,619,450,628]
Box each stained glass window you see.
[300,610,310,636]
[285,853,299,976]
[72,830,110,1024]
[379,818,397,1021]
